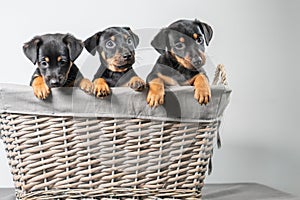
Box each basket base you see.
[17,188,202,200]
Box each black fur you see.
[147,19,213,84]
[23,33,85,88]
[84,27,140,87]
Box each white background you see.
[0,0,300,196]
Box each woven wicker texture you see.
[1,115,219,199]
[0,65,230,199]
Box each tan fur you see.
[199,51,206,65]
[193,33,198,39]
[93,78,110,97]
[106,54,129,72]
[126,76,146,91]
[171,49,193,70]
[157,73,178,86]
[147,78,165,107]
[79,78,93,94]
[57,56,62,62]
[32,76,50,99]
[179,37,185,43]
[44,57,50,62]
[191,74,211,105]
[101,51,106,60]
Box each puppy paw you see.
[79,78,94,94]
[147,79,165,107]
[194,86,211,105]
[93,78,110,97]
[32,76,51,100]
[147,90,164,107]
[128,76,146,91]
[193,74,211,105]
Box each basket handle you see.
[212,64,228,86]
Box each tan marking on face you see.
[179,37,185,43]
[193,33,198,39]
[111,36,115,41]
[57,56,62,62]
[124,34,128,39]
[106,53,128,72]
[44,57,50,62]
[101,51,106,60]
[199,50,206,65]
[170,49,193,70]
[157,73,178,86]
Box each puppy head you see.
[151,19,213,70]
[23,33,83,87]
[84,27,139,72]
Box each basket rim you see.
[0,84,231,122]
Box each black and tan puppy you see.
[84,27,146,97]
[23,33,93,99]
[147,19,213,107]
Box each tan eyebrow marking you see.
[193,33,198,39]
[111,36,115,41]
[179,37,185,43]
[44,57,50,62]
[57,56,62,62]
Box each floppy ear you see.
[194,19,213,46]
[84,32,102,56]
[23,36,42,64]
[123,27,139,48]
[63,34,83,61]
[151,28,168,54]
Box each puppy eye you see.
[127,38,133,45]
[106,40,116,49]
[175,42,185,50]
[196,37,204,45]
[40,61,48,67]
[59,60,68,65]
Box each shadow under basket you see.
[0,65,231,199]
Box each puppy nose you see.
[49,78,60,87]
[192,57,202,66]
[123,53,132,60]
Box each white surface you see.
[0,0,299,196]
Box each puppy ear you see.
[63,34,83,61]
[151,28,168,54]
[123,27,139,48]
[84,32,102,56]
[23,36,42,64]
[194,19,213,46]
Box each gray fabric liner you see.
[0,83,231,122]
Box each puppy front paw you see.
[147,89,164,107]
[79,78,94,94]
[93,78,110,98]
[193,74,211,105]
[32,76,51,100]
[128,76,146,91]
[146,79,165,107]
[194,85,211,105]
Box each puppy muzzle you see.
[45,75,66,88]
[192,57,203,68]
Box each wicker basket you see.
[0,65,231,199]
